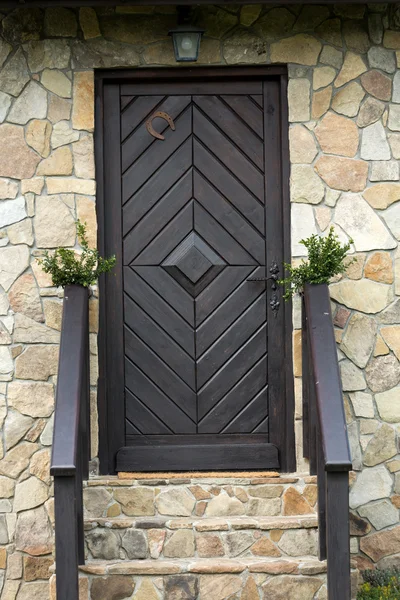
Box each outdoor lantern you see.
[169,24,205,62]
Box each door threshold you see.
[118,470,280,480]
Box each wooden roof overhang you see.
[0,0,394,6]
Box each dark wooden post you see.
[51,285,90,600]
[303,284,352,600]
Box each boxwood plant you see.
[279,226,354,300]
[38,220,116,288]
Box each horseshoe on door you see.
[146,111,176,140]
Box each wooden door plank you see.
[194,171,265,264]
[121,95,135,111]
[121,95,164,142]
[125,359,196,433]
[194,140,264,230]
[122,106,192,202]
[121,81,263,96]
[124,294,195,389]
[132,201,192,265]
[123,137,192,222]
[221,95,264,137]
[222,387,269,434]
[195,266,253,326]
[196,275,264,357]
[126,389,172,434]
[197,295,266,388]
[198,356,267,431]
[193,107,264,201]
[117,442,279,472]
[134,266,194,326]
[253,415,269,433]
[124,169,192,262]
[198,325,266,418]
[194,203,255,265]
[124,267,195,356]
[125,327,197,421]
[193,95,264,169]
[122,95,191,171]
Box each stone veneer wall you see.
[0,2,398,595]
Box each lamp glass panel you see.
[172,32,201,61]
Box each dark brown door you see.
[98,71,295,473]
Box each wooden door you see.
[97,70,295,474]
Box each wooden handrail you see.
[50,284,90,600]
[302,283,352,600]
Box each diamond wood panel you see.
[121,92,270,440]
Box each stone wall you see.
[0,2,398,595]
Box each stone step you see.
[72,557,359,600]
[79,556,328,576]
[84,515,319,562]
[58,557,358,600]
[84,473,318,520]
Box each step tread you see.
[86,475,316,486]
[84,514,318,531]
[79,556,327,576]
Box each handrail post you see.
[303,284,352,600]
[54,477,80,600]
[326,471,351,600]
[51,285,90,600]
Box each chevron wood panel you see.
[121,92,270,439]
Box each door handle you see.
[247,261,280,290]
[247,262,280,317]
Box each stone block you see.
[156,488,195,516]
[8,381,54,417]
[199,574,242,600]
[330,279,393,314]
[360,525,400,562]
[41,69,71,98]
[350,465,393,509]
[86,528,120,560]
[164,529,195,558]
[314,156,368,192]
[262,575,322,599]
[335,52,367,87]
[366,354,400,392]
[72,71,94,131]
[90,576,135,600]
[287,79,310,122]
[270,34,321,66]
[15,506,52,555]
[35,195,76,248]
[9,273,43,323]
[289,125,317,164]
[122,529,148,559]
[114,487,155,516]
[8,81,47,125]
[26,120,52,158]
[375,387,400,422]
[315,112,359,157]
[332,82,365,117]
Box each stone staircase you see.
[51,472,357,599]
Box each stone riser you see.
[84,474,318,520]
[51,570,333,600]
[84,516,319,561]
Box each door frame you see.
[95,66,295,475]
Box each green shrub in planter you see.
[38,220,116,288]
[357,568,400,599]
[279,226,354,300]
